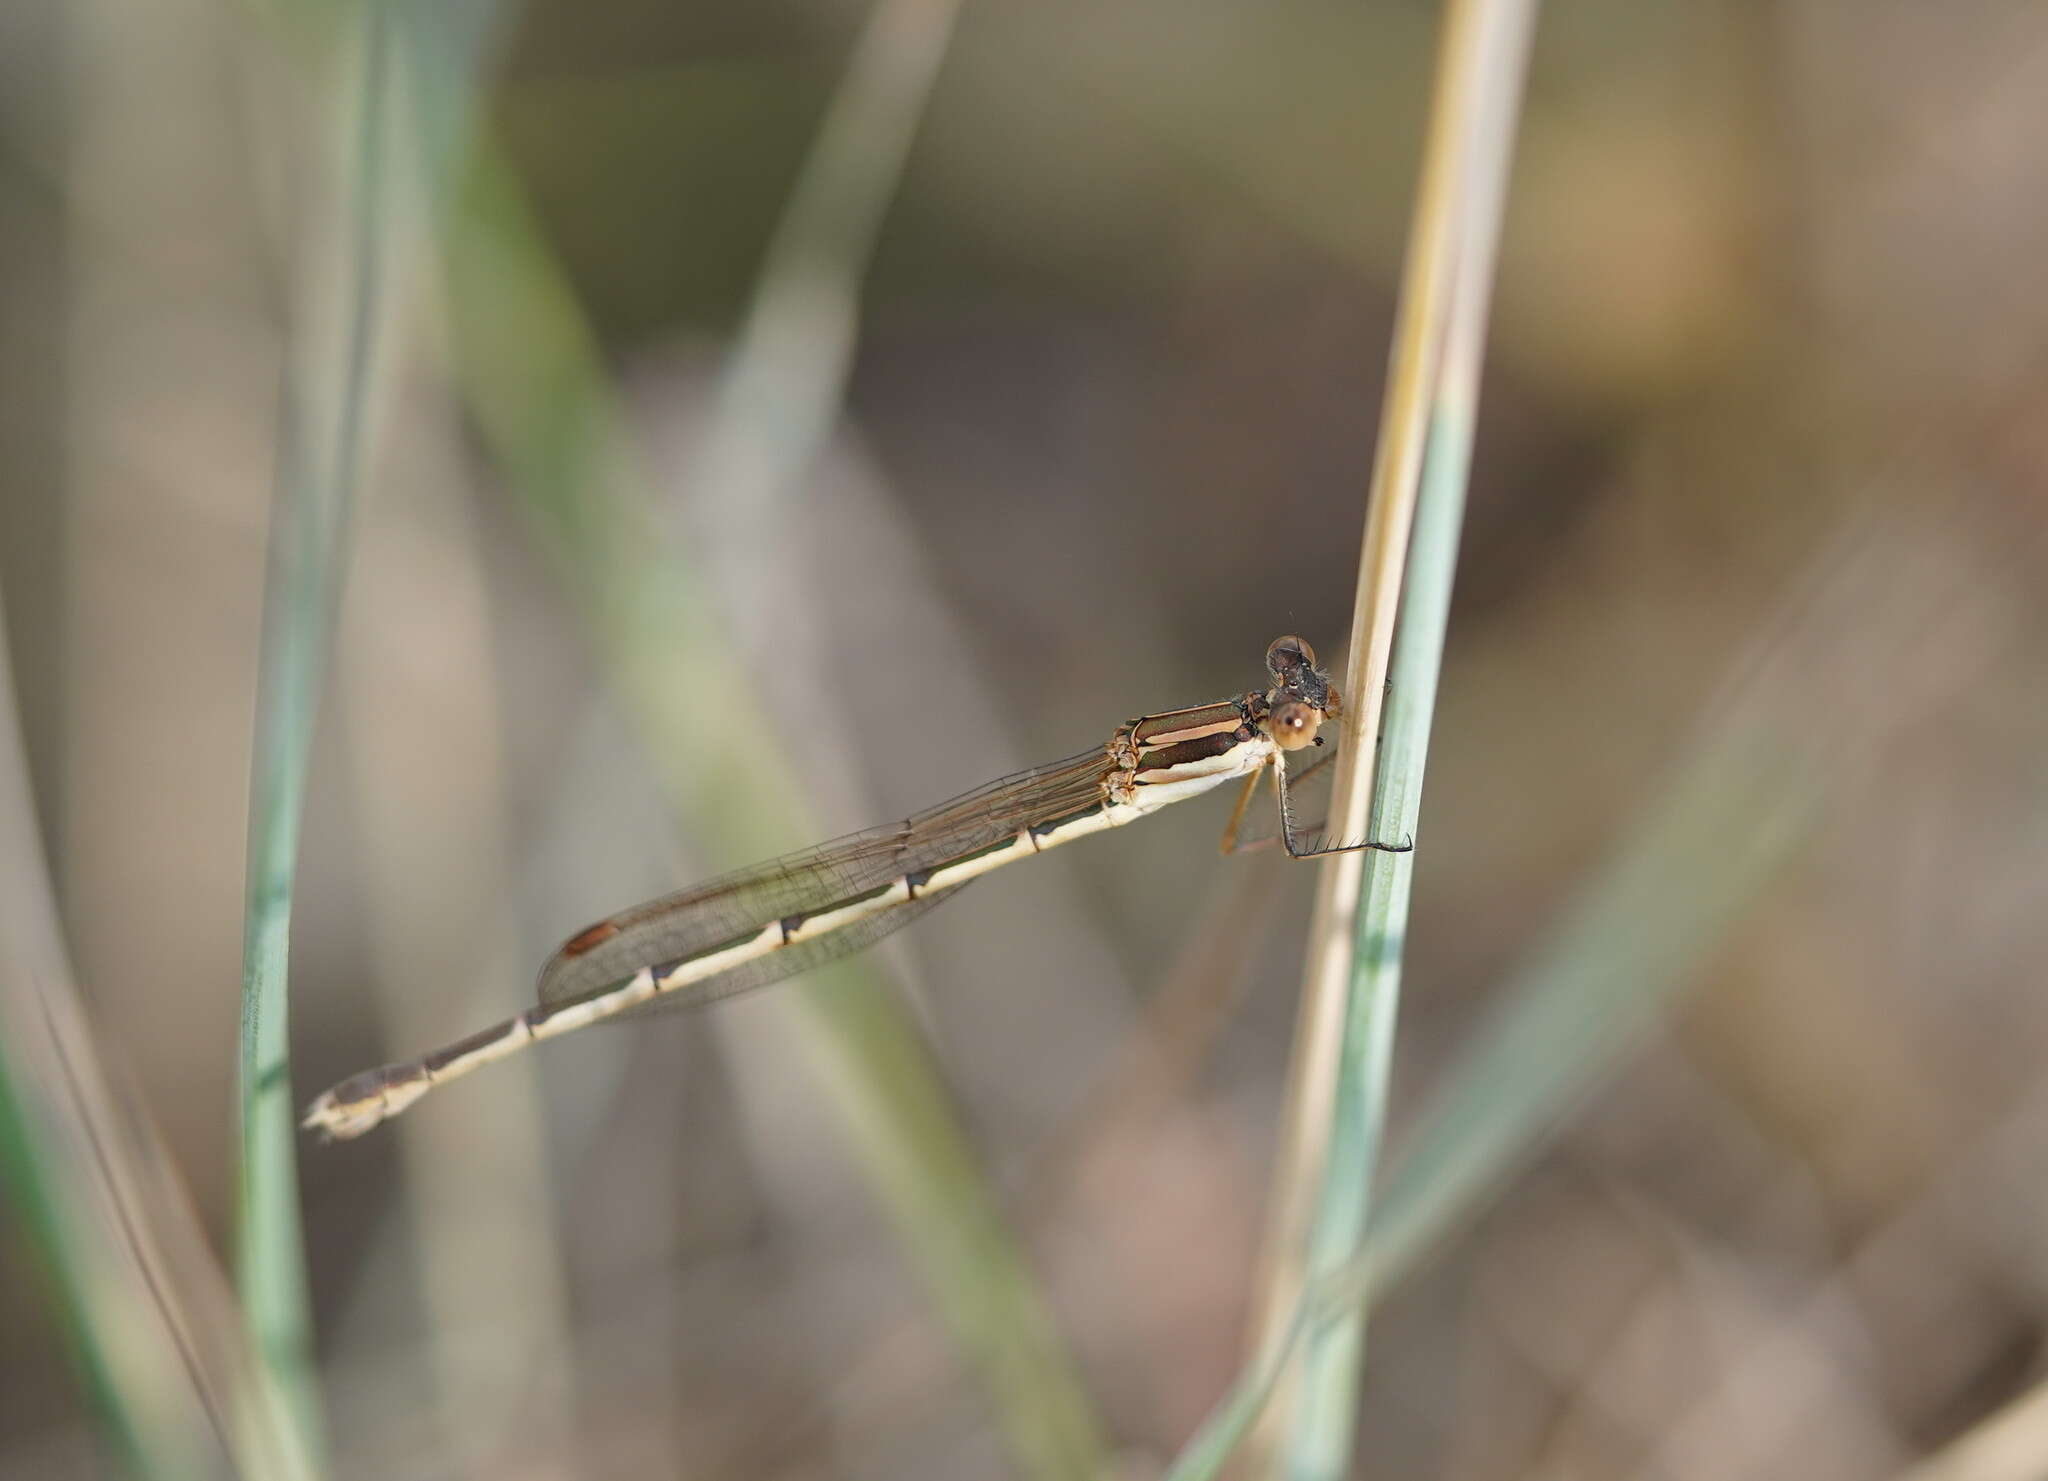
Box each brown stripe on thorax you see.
[1134,728,1251,776]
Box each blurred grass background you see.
[5,1,2048,1478]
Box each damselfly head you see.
[1263,633,1339,731]
[1265,634,1318,680]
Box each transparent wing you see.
[536,747,1107,1011]
[610,884,966,1021]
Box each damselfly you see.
[303,636,1405,1139]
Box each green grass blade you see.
[1248,1,1541,1475]
[1,657,225,1477]
[1284,405,1481,1477]
[693,0,966,517]
[236,2,402,1462]
[0,599,321,1479]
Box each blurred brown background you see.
[4,1,2047,1478]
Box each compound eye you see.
[1266,634,1316,679]
[1267,699,1322,751]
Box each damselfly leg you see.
[1217,745,1410,858]
[1273,744,1413,858]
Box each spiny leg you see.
[1217,742,1346,857]
[1273,748,1413,859]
